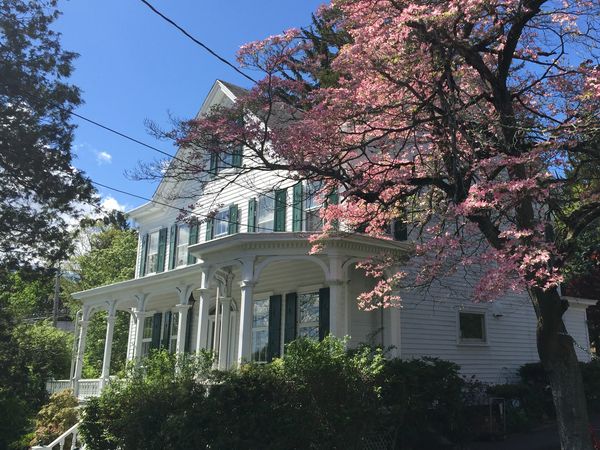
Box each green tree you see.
[63,219,138,378]
[0,0,95,274]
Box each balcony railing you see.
[31,422,84,450]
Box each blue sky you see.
[55,0,324,212]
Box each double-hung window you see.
[305,181,323,232]
[251,298,270,362]
[214,208,230,238]
[141,316,154,356]
[297,291,320,339]
[257,195,275,232]
[145,231,160,274]
[176,225,189,267]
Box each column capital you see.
[133,310,152,320]
[326,279,345,286]
[240,280,256,289]
[79,319,90,327]
[106,315,117,324]
[174,303,192,312]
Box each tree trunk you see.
[530,286,593,450]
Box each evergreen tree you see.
[0,0,95,273]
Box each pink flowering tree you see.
[168,1,600,448]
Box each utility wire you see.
[139,0,257,84]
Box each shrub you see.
[30,389,78,447]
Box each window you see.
[252,298,269,362]
[214,208,230,238]
[176,225,189,267]
[298,291,320,339]
[146,231,160,274]
[305,181,323,232]
[169,312,179,353]
[459,312,486,344]
[257,195,274,232]
[141,316,153,356]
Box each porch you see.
[51,232,410,400]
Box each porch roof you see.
[71,232,413,305]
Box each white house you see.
[52,80,594,403]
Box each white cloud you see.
[100,196,126,212]
[96,150,113,165]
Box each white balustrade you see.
[45,379,71,396]
[76,379,102,400]
[31,422,84,450]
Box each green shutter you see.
[205,218,214,241]
[187,223,199,265]
[162,311,172,349]
[228,204,239,235]
[156,228,168,273]
[247,198,257,232]
[209,153,218,176]
[168,224,178,270]
[232,145,243,168]
[151,312,162,350]
[274,189,287,232]
[284,292,297,345]
[318,287,330,341]
[185,297,194,353]
[139,234,149,277]
[267,295,282,362]
[292,183,303,232]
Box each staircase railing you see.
[31,422,84,450]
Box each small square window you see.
[459,312,486,343]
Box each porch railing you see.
[31,422,84,450]
[46,379,103,400]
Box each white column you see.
[132,294,149,361]
[328,280,345,338]
[195,288,211,353]
[100,300,118,388]
[237,281,255,364]
[218,297,232,369]
[328,256,346,338]
[174,303,191,355]
[72,307,91,397]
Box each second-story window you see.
[305,181,323,232]
[214,208,230,238]
[146,230,160,274]
[176,225,189,267]
[257,194,275,232]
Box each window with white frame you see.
[251,298,269,362]
[298,291,320,339]
[146,230,160,274]
[305,182,323,232]
[458,311,486,343]
[169,312,179,353]
[214,208,230,238]
[176,225,189,267]
[141,316,154,356]
[257,195,274,232]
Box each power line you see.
[139,0,257,84]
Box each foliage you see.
[0,0,95,272]
[30,389,78,447]
[81,338,491,450]
[13,320,72,395]
[62,221,138,378]
[0,302,72,448]
[1,271,54,321]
